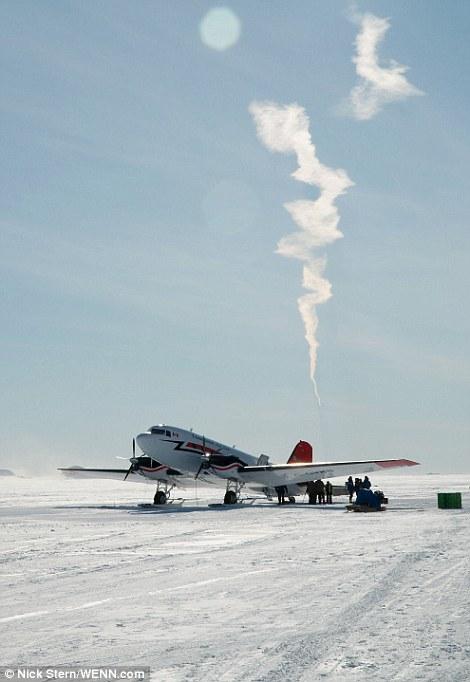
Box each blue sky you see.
[1,1,469,472]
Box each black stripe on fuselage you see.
[163,439,222,455]
[206,454,245,468]
[159,440,248,468]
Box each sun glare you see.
[199,7,241,51]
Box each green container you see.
[437,492,462,509]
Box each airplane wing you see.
[58,467,148,482]
[58,465,191,487]
[238,458,418,487]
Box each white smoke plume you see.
[249,101,353,402]
[348,13,423,120]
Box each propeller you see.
[195,436,211,480]
[124,438,137,480]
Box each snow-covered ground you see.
[1,473,469,681]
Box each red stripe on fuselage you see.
[185,442,220,455]
[211,463,241,471]
[140,465,168,473]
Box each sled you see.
[137,498,185,509]
[208,498,258,508]
[345,503,386,513]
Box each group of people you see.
[306,479,333,505]
[345,475,371,503]
[274,481,333,505]
[274,474,373,505]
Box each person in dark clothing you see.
[362,475,371,489]
[325,480,333,504]
[317,479,326,504]
[306,480,317,504]
[346,476,354,503]
[354,478,362,496]
[275,485,287,505]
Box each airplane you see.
[59,423,419,505]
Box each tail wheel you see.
[154,490,167,505]
[224,490,237,505]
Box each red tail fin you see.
[287,440,313,464]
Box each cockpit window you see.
[150,428,165,435]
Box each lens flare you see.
[199,7,241,51]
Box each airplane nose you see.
[136,433,151,452]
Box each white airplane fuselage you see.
[136,425,259,484]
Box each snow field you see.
[1,474,469,681]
